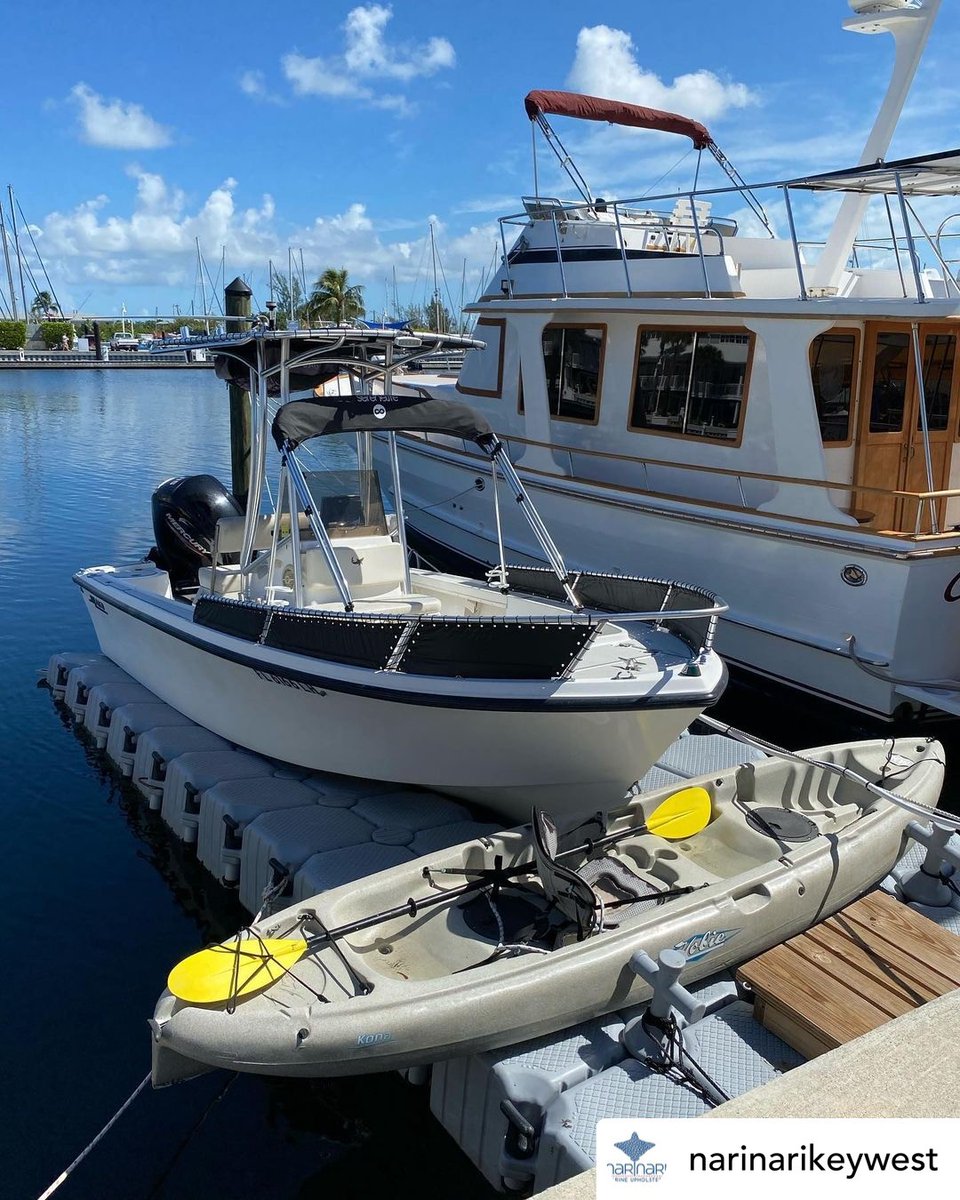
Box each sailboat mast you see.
[0,201,18,320]
[196,238,209,331]
[430,222,441,333]
[8,186,27,319]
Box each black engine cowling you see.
[149,474,242,593]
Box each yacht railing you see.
[411,429,960,541]
[499,170,960,303]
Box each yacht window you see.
[630,329,750,440]
[868,332,910,433]
[921,333,954,433]
[541,326,604,423]
[302,469,388,539]
[810,332,857,443]
[457,318,505,397]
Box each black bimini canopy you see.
[272,394,495,450]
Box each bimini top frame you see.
[155,325,487,589]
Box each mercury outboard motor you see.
[150,474,242,594]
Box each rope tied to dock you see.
[36,1072,151,1200]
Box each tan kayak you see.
[151,736,943,1085]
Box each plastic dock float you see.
[44,651,504,916]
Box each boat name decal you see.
[84,591,108,614]
[945,571,960,603]
[254,669,326,696]
[357,1031,393,1047]
[673,928,740,962]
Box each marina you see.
[6,2,960,1197]
[3,344,960,1200]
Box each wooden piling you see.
[225,277,253,509]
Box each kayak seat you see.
[532,809,663,938]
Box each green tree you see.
[30,290,59,318]
[307,268,365,325]
[271,274,309,326]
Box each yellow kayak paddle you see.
[165,786,713,1006]
[168,935,308,1004]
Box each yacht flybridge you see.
[384,0,960,722]
[74,326,726,819]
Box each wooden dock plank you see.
[737,891,960,1059]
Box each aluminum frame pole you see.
[490,443,580,608]
[284,449,355,610]
[910,321,939,533]
[387,431,413,594]
[894,170,926,303]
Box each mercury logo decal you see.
[673,928,740,962]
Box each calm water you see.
[0,370,496,1200]
[1,370,955,1200]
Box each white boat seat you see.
[532,809,662,939]
[303,539,409,604]
[212,513,314,563]
[197,565,244,595]
[315,595,443,616]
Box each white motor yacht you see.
[382,0,960,723]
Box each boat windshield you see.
[302,468,388,540]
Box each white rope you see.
[36,1072,151,1200]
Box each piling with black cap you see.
[224,277,252,509]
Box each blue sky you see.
[2,0,959,321]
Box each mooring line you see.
[36,1072,151,1200]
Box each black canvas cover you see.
[263,609,406,669]
[194,596,269,642]
[272,394,494,450]
[506,566,718,653]
[397,617,595,680]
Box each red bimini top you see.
[523,90,713,151]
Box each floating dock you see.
[0,351,213,369]
[43,651,960,1194]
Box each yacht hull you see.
[75,567,721,821]
[386,435,960,722]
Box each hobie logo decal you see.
[673,928,740,962]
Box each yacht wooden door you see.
[854,323,959,531]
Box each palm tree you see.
[30,290,58,318]
[307,268,365,325]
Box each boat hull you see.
[75,567,719,821]
[150,737,943,1081]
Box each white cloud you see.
[69,83,173,150]
[30,168,498,315]
[567,25,754,121]
[281,4,454,112]
[238,70,283,105]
